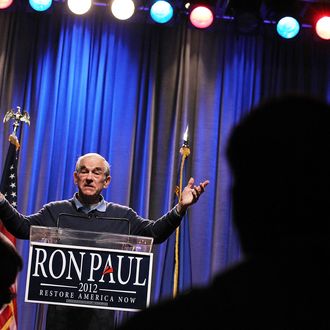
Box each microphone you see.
[57,213,130,235]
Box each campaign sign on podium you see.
[25,226,154,312]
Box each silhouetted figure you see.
[0,232,22,309]
[118,94,330,329]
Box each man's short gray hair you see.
[75,153,110,177]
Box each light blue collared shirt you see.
[73,193,107,214]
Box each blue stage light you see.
[276,16,300,39]
[29,0,52,12]
[150,1,173,24]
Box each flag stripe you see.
[0,301,16,330]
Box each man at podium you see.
[0,152,209,330]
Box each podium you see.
[25,225,154,313]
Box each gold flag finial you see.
[179,125,190,159]
[3,106,30,150]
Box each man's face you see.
[73,155,111,204]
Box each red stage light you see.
[315,15,330,40]
[0,0,13,9]
[189,4,214,29]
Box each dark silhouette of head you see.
[226,94,330,257]
[0,232,23,308]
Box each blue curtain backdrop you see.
[0,7,329,330]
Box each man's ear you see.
[104,176,111,188]
[73,172,78,185]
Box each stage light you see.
[29,0,52,12]
[276,16,300,39]
[315,16,330,40]
[111,0,135,20]
[0,0,13,9]
[150,1,174,24]
[189,4,214,29]
[227,0,262,35]
[67,0,91,15]
[234,11,261,34]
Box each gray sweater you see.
[0,197,183,243]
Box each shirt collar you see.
[73,193,106,213]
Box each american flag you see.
[0,142,19,330]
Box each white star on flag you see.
[1,142,21,330]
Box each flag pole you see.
[173,126,190,298]
[0,106,30,330]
